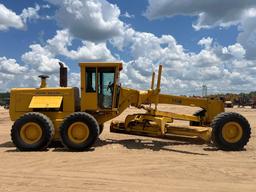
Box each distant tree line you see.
[208,91,256,106]
[0,92,10,106]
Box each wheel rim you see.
[68,122,89,144]
[20,122,43,144]
[222,122,243,143]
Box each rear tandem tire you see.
[211,112,251,151]
[60,112,99,151]
[11,112,54,151]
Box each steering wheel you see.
[107,82,114,93]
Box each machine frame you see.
[8,62,251,151]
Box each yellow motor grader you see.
[9,62,251,151]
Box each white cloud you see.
[0,57,27,74]
[145,0,256,30]
[42,4,51,9]
[237,15,256,59]
[111,28,256,94]
[48,0,126,42]
[198,37,213,49]
[22,44,61,74]
[0,3,41,31]
[121,11,135,19]
[222,43,246,59]
[144,0,256,60]
[20,4,40,22]
[0,57,31,92]
[0,4,24,30]
[46,29,72,56]
[0,53,61,91]
[5,27,113,90]
[69,72,80,87]
[20,29,115,85]
[67,41,114,61]
[2,0,256,95]
[46,29,115,61]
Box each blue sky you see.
[0,0,256,95]
[0,0,238,59]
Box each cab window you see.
[86,68,96,92]
[98,68,115,108]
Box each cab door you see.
[81,67,98,110]
[97,67,116,109]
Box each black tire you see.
[60,112,99,151]
[11,112,54,151]
[99,124,104,135]
[211,112,251,151]
[189,109,206,126]
[48,140,63,148]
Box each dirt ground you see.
[0,105,255,192]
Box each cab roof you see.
[79,62,123,71]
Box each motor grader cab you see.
[9,62,251,151]
[80,62,122,111]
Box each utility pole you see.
[202,85,207,97]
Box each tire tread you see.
[60,112,99,151]
[11,112,54,151]
[211,112,251,151]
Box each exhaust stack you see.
[59,62,67,87]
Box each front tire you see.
[211,112,251,151]
[11,112,54,151]
[60,112,99,151]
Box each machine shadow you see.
[1,141,58,152]
[52,147,95,152]
[1,137,214,154]
[0,141,15,148]
[51,137,210,155]
[94,137,209,155]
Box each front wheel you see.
[11,112,54,151]
[60,112,99,151]
[211,112,251,151]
